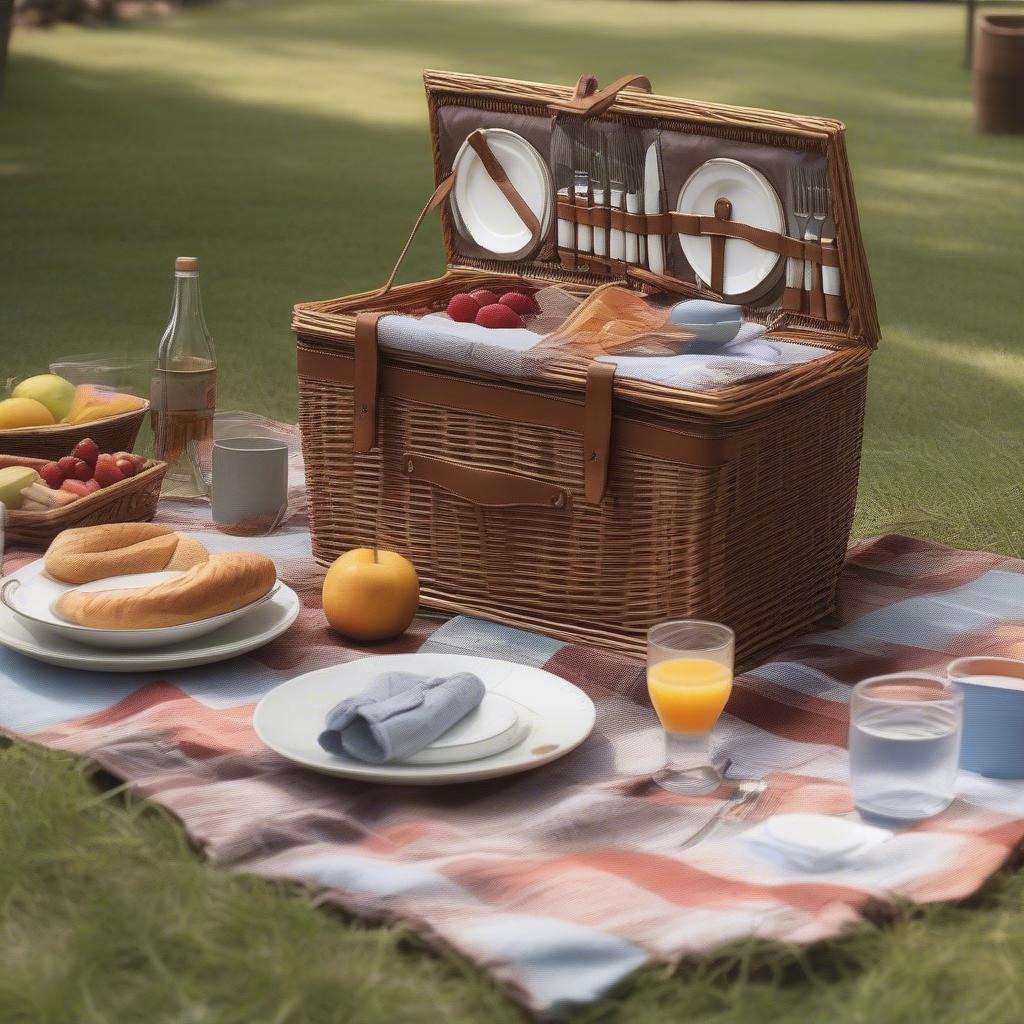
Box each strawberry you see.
[61,478,100,498]
[475,303,524,329]
[114,457,138,478]
[498,291,538,316]
[93,455,125,488]
[70,437,100,468]
[469,288,500,308]
[57,455,78,477]
[446,293,481,323]
[71,458,93,481]
[40,462,63,489]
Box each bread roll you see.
[55,552,277,630]
[45,523,209,584]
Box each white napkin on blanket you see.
[741,813,893,872]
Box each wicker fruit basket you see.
[4,459,167,546]
[0,405,148,462]
[293,70,880,666]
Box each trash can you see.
[974,13,1024,133]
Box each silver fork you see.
[678,778,768,852]
[609,131,627,263]
[570,119,593,256]
[787,165,811,305]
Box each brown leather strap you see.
[709,197,732,294]
[353,312,385,452]
[377,175,454,296]
[637,210,842,268]
[583,361,616,504]
[548,73,653,117]
[556,198,643,233]
[466,130,541,248]
[783,286,805,313]
[297,343,735,470]
[403,452,570,510]
[825,292,847,324]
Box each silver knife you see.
[644,140,666,276]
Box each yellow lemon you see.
[0,397,56,429]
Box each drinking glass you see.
[647,620,734,794]
[849,673,963,822]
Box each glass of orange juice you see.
[647,620,734,794]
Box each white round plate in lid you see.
[677,157,784,300]
[450,128,552,258]
[253,653,596,785]
[0,558,300,672]
[0,562,281,650]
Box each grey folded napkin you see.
[318,670,486,764]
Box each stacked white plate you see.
[0,558,300,672]
[255,653,596,785]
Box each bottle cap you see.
[175,257,199,273]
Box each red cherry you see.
[475,303,524,329]
[446,293,481,323]
[469,288,500,307]
[498,291,539,316]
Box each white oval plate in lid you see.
[1,560,281,650]
[450,128,553,258]
[677,157,784,301]
[254,653,596,785]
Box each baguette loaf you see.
[45,523,209,584]
[55,552,278,629]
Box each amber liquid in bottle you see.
[152,257,217,498]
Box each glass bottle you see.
[152,256,217,498]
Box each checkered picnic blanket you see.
[3,425,1024,1017]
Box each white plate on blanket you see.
[450,128,553,258]
[0,561,281,650]
[253,653,596,785]
[0,559,300,672]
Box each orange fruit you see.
[0,397,55,429]
[322,548,419,643]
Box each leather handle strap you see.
[548,73,653,117]
[353,311,385,452]
[709,197,732,295]
[583,361,617,504]
[465,129,541,249]
[298,342,737,470]
[403,452,570,511]
[376,174,455,297]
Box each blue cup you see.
[948,656,1024,779]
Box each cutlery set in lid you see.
[440,73,853,323]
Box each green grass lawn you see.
[2,2,1024,1021]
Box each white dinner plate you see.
[677,157,784,300]
[0,562,300,672]
[253,653,596,785]
[450,128,552,258]
[1,561,281,650]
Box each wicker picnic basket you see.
[0,405,148,462]
[293,71,879,665]
[4,459,167,546]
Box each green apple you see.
[13,374,77,421]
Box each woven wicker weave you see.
[0,406,147,462]
[5,460,167,547]
[293,72,878,665]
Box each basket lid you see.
[423,69,879,349]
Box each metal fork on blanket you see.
[678,777,768,851]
